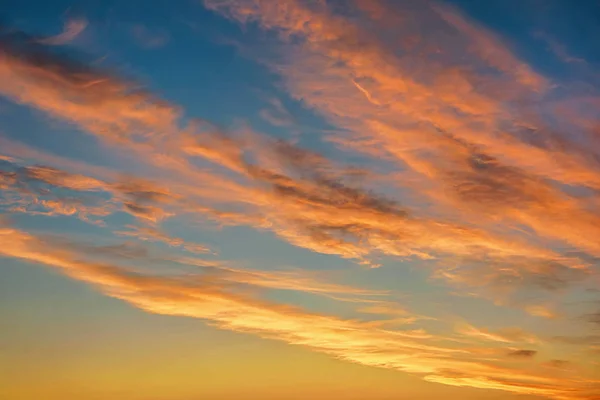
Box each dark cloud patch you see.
[506,349,537,358]
[0,25,115,89]
[0,159,175,224]
[553,335,600,345]
[582,310,600,326]
[543,359,570,369]
[521,260,590,291]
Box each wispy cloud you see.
[1,222,598,399]
[533,31,586,65]
[456,322,540,344]
[36,17,88,45]
[506,349,537,359]
[130,24,170,49]
[202,0,600,289]
[0,33,571,272]
[1,4,600,397]
[116,224,211,254]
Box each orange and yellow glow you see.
[1,1,599,399]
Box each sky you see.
[0,0,599,399]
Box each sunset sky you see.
[1,1,600,399]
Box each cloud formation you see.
[456,323,540,344]
[36,18,88,45]
[1,31,580,278]
[506,349,537,359]
[202,0,600,249]
[1,222,598,400]
[203,0,600,300]
[1,3,600,398]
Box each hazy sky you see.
[1,1,599,399]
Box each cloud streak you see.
[1,223,598,400]
[36,18,88,45]
[1,5,600,398]
[202,0,600,296]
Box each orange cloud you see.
[456,322,540,344]
[0,25,593,295]
[116,224,211,254]
[525,305,560,319]
[1,12,600,398]
[203,0,600,244]
[0,31,181,146]
[202,0,600,283]
[1,223,597,399]
[431,3,548,92]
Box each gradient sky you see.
[1,1,600,399]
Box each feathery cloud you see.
[1,223,597,399]
[1,6,600,397]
